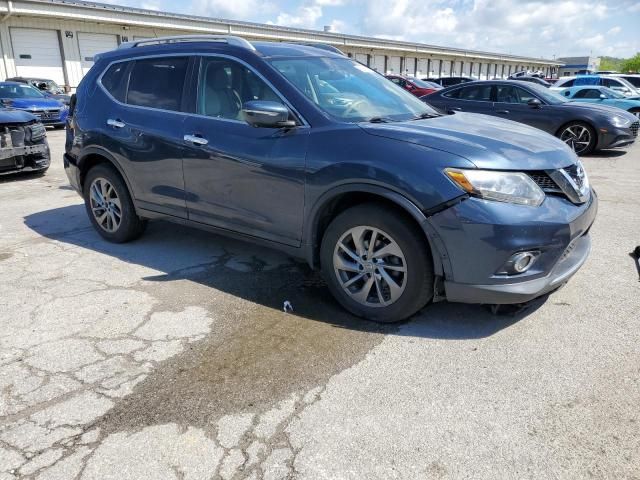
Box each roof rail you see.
[118,35,256,51]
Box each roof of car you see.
[0,81,24,86]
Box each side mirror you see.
[599,94,606,100]
[527,98,542,108]
[242,101,296,128]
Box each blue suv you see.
[64,35,597,322]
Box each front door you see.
[182,56,309,246]
[492,84,550,131]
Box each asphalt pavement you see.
[1,130,639,479]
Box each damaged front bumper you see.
[0,124,50,175]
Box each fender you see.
[78,146,135,198]
[303,183,454,279]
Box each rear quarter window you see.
[101,62,131,102]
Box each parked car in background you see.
[0,107,49,176]
[5,77,71,105]
[423,80,639,155]
[508,75,551,87]
[66,36,597,322]
[604,74,640,89]
[560,86,640,119]
[0,82,69,128]
[551,75,639,97]
[423,76,474,87]
[385,75,440,96]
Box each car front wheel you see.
[83,164,146,243]
[558,122,596,156]
[320,203,433,323]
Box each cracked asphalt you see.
[1,130,639,480]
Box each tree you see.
[621,53,640,73]
[599,56,623,72]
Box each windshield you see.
[0,84,45,98]
[528,83,568,105]
[268,57,439,122]
[600,87,626,99]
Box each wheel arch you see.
[77,148,134,198]
[304,184,451,279]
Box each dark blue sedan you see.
[0,82,69,128]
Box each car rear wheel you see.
[629,108,640,120]
[320,203,433,323]
[83,164,146,243]
[558,122,596,156]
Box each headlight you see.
[445,168,545,207]
[611,115,631,127]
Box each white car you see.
[551,75,639,97]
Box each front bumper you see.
[0,143,50,176]
[429,190,598,305]
[597,120,638,149]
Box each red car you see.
[385,75,441,97]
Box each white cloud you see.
[607,26,622,35]
[274,5,322,27]
[190,0,275,19]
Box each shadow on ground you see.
[23,204,548,431]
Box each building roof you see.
[4,0,563,65]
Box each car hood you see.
[359,112,577,170]
[4,97,63,109]
[0,108,37,123]
[562,101,633,117]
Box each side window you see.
[443,87,461,99]
[495,85,519,103]
[603,78,622,89]
[458,84,492,101]
[101,61,131,102]
[513,87,536,104]
[126,57,188,111]
[582,89,602,99]
[560,79,575,87]
[198,57,281,120]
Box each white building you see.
[0,0,562,90]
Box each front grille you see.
[528,171,562,193]
[31,109,61,120]
[631,121,639,138]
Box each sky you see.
[106,0,640,59]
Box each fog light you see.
[498,251,540,275]
[512,252,536,273]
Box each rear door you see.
[100,56,191,218]
[450,83,494,113]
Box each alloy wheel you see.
[333,226,407,307]
[560,125,592,155]
[89,177,122,233]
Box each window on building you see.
[198,57,281,120]
[126,57,188,111]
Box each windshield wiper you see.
[411,112,441,120]
[367,116,395,123]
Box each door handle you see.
[184,134,209,146]
[496,110,510,114]
[107,118,125,128]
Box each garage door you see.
[78,33,119,75]
[354,53,368,66]
[371,55,385,72]
[11,28,65,85]
[440,60,451,77]
[388,56,401,74]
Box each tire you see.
[629,108,640,120]
[320,203,434,323]
[557,122,596,156]
[83,164,146,243]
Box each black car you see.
[422,76,475,87]
[5,76,71,105]
[423,80,639,155]
[508,75,551,87]
[0,107,49,175]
